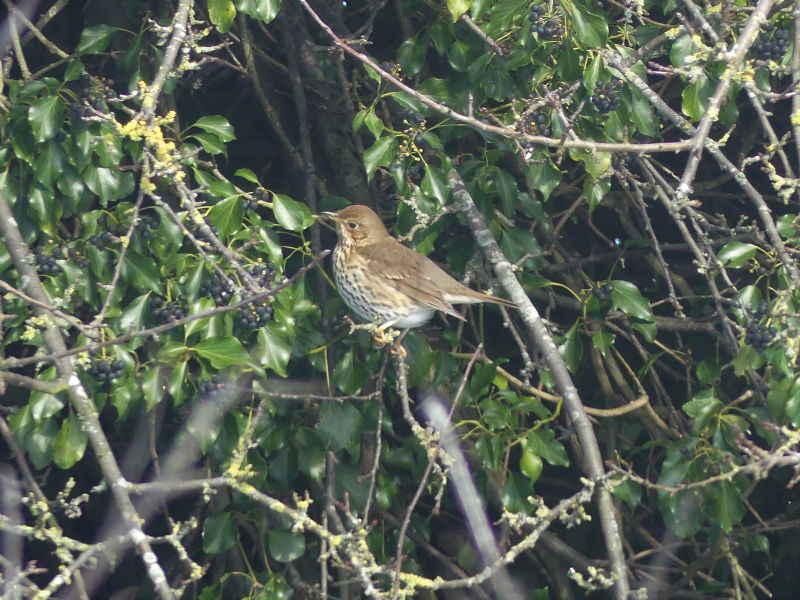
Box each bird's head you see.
[322,205,390,246]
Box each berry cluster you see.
[248,262,275,287]
[151,296,187,323]
[745,301,776,351]
[199,374,227,398]
[237,301,273,329]
[592,283,614,301]
[528,5,562,39]
[590,80,622,114]
[753,28,789,61]
[202,275,235,306]
[53,247,89,269]
[521,111,551,137]
[34,247,60,275]
[90,230,117,250]
[243,197,259,212]
[745,321,776,351]
[87,358,124,384]
[135,212,160,239]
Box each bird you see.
[323,205,515,340]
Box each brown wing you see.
[362,240,467,321]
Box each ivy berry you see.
[201,275,235,306]
[87,358,125,384]
[591,79,622,114]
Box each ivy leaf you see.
[254,324,291,376]
[317,401,364,451]
[717,241,759,268]
[208,0,236,32]
[76,24,119,54]
[235,0,281,24]
[421,163,450,206]
[682,389,721,433]
[234,168,259,183]
[268,529,306,562]
[525,429,569,467]
[191,115,236,142]
[202,512,237,554]
[332,349,369,395]
[714,481,745,533]
[119,295,149,331]
[558,322,583,374]
[84,165,135,203]
[610,280,654,322]
[142,366,165,411]
[610,476,641,510]
[122,250,162,293]
[563,0,607,48]
[28,96,64,143]
[52,412,88,469]
[363,136,398,182]
[446,0,471,22]
[591,330,614,357]
[193,337,248,369]
[272,194,314,232]
[208,196,243,238]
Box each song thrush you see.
[324,205,515,335]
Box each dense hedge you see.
[1,0,800,598]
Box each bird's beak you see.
[321,211,340,222]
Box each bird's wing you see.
[363,241,466,321]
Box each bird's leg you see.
[373,320,401,347]
[390,328,410,358]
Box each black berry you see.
[201,275,235,306]
[87,358,125,384]
[590,79,622,114]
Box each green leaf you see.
[208,0,237,32]
[661,489,704,538]
[525,429,569,467]
[35,141,66,190]
[254,324,292,376]
[297,431,326,481]
[421,164,450,206]
[208,196,244,238]
[681,75,713,122]
[610,477,641,510]
[122,250,162,293]
[119,295,149,331]
[202,512,238,554]
[84,165,135,203]
[563,0,607,48]
[670,35,696,68]
[558,322,583,374]
[717,241,759,268]
[610,280,654,322]
[143,366,164,411]
[714,481,745,533]
[268,529,306,562]
[682,389,721,433]
[169,360,188,406]
[363,136,398,182]
[447,0,471,21]
[76,24,119,54]
[519,447,543,484]
[193,337,248,369]
[583,54,602,94]
[332,349,369,395]
[191,115,236,142]
[52,412,88,469]
[28,96,64,143]
[234,168,259,183]
[364,110,384,138]
[272,194,314,232]
[317,401,364,451]
[235,0,281,23]
[591,330,614,357]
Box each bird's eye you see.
[348,222,358,229]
